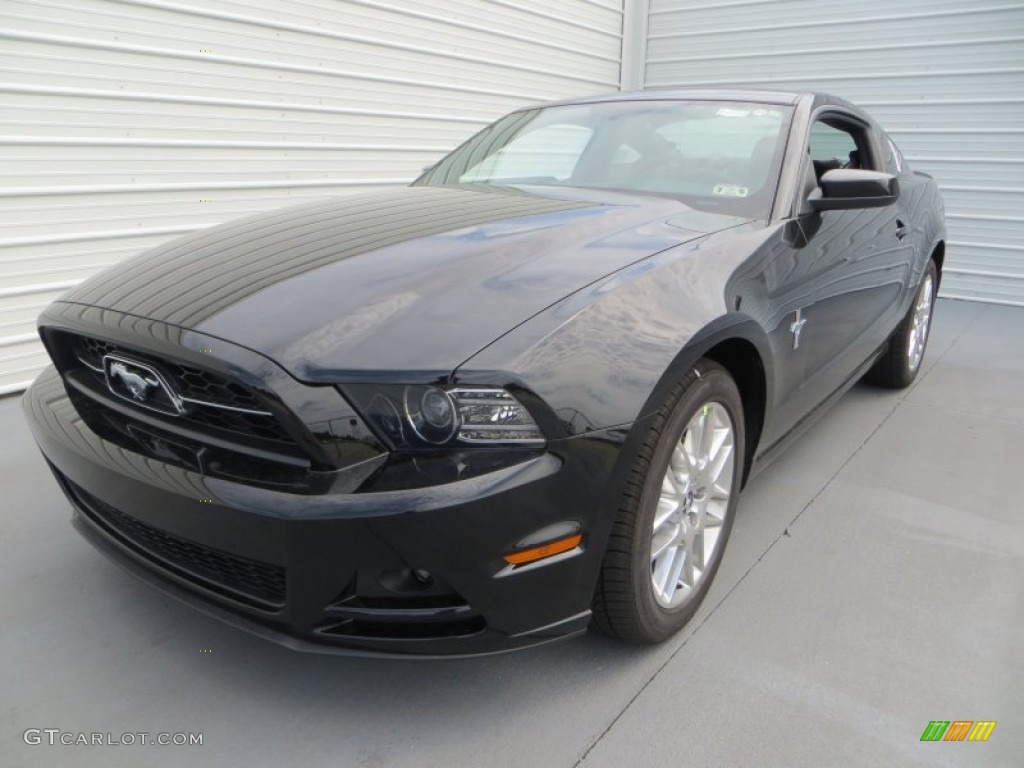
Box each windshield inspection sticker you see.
[712,184,749,197]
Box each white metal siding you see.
[645,0,1024,305]
[0,0,624,393]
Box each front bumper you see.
[24,366,630,656]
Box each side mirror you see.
[808,168,899,211]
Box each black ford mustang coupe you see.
[24,90,944,656]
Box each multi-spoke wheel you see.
[906,272,934,373]
[866,259,938,389]
[650,402,734,608]
[593,359,744,644]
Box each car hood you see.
[61,185,748,378]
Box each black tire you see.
[592,359,745,644]
[866,260,938,389]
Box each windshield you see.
[418,100,794,218]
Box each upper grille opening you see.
[54,330,302,450]
[74,335,263,411]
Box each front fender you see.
[454,222,777,436]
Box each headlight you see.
[342,384,544,449]
[405,386,458,444]
[450,388,543,443]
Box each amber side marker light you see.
[504,534,583,566]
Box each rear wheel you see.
[866,260,938,389]
[592,359,744,644]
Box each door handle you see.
[895,219,911,241]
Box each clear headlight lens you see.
[343,384,544,449]
[450,389,543,443]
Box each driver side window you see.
[807,118,875,183]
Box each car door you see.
[763,112,912,439]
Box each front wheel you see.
[866,260,938,389]
[592,359,745,644]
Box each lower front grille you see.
[62,475,286,609]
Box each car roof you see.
[537,88,805,109]
[526,88,868,123]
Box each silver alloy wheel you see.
[907,274,934,372]
[650,401,735,608]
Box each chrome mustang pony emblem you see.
[109,360,159,401]
[790,308,808,350]
[103,356,184,414]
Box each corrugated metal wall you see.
[644,0,1024,306]
[0,0,624,393]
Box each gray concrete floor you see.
[2,298,1022,768]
